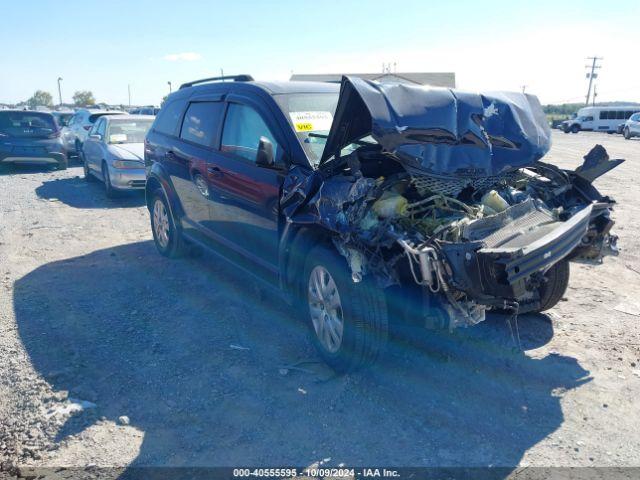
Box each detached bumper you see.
[442,202,592,301]
[109,167,146,190]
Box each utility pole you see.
[593,84,598,106]
[167,81,172,94]
[585,56,602,106]
[57,77,63,106]
[521,85,527,94]
[128,84,131,108]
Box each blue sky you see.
[1,0,638,105]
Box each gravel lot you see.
[1,131,639,476]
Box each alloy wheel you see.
[308,265,344,353]
[153,199,170,249]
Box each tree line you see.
[18,90,96,108]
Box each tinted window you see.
[179,102,223,147]
[599,111,608,120]
[0,111,57,138]
[221,103,278,161]
[153,101,184,136]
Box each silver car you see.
[82,115,153,197]
[623,112,640,139]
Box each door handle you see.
[207,165,223,177]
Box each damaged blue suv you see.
[145,75,622,372]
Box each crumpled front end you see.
[283,77,622,330]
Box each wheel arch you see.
[279,223,334,299]
[145,165,184,222]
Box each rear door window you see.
[153,100,185,136]
[179,102,224,147]
[221,103,278,162]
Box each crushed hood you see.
[320,76,551,178]
[108,143,144,161]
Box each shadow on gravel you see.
[35,176,145,209]
[14,241,590,471]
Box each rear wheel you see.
[303,245,388,372]
[56,158,68,170]
[150,189,185,258]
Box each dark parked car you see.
[145,75,622,372]
[0,110,67,169]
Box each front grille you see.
[411,171,520,197]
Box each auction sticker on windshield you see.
[289,111,333,132]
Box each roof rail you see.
[179,75,254,90]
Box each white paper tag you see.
[289,111,333,132]
[109,133,127,143]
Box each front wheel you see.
[102,163,115,198]
[83,160,93,181]
[150,189,185,258]
[303,245,388,372]
[624,128,631,140]
[571,124,580,134]
[519,261,570,314]
[56,158,68,170]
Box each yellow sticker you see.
[295,122,314,131]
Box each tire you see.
[150,188,185,258]
[102,163,115,198]
[56,158,68,170]
[570,124,580,134]
[624,128,631,140]
[83,160,93,181]
[303,245,388,372]
[75,140,82,155]
[524,260,570,314]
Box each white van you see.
[561,106,640,133]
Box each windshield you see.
[275,93,339,167]
[107,119,153,144]
[0,111,57,138]
[275,92,379,167]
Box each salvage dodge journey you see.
[145,75,622,372]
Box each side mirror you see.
[256,136,275,167]
[89,134,102,141]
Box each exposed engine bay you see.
[282,76,623,330]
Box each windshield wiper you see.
[308,132,373,147]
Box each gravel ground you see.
[1,131,639,476]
